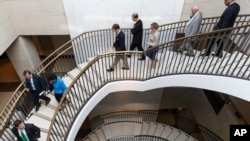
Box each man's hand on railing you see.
[25,88,30,92]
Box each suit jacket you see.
[214,2,240,30]
[131,19,143,44]
[113,30,126,51]
[12,123,41,141]
[25,74,47,94]
[184,11,202,37]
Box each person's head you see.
[225,0,234,6]
[191,5,199,15]
[23,70,32,80]
[47,74,57,84]
[13,120,25,129]
[112,24,120,33]
[131,13,139,22]
[150,22,159,32]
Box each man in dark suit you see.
[23,70,51,111]
[201,0,240,58]
[128,13,145,60]
[107,24,129,72]
[12,120,40,141]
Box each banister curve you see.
[48,24,250,140]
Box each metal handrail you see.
[87,110,222,141]
[0,14,249,140]
[47,24,250,140]
[108,135,169,141]
[90,110,158,130]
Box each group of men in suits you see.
[178,0,240,58]
[108,0,240,73]
[107,13,145,72]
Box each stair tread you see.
[34,103,55,119]
[26,115,51,131]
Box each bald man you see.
[177,5,202,56]
[201,0,240,58]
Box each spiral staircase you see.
[0,15,250,141]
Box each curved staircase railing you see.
[47,24,250,140]
[86,110,222,141]
[108,135,169,141]
[0,15,249,140]
[90,110,158,130]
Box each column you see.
[6,36,41,81]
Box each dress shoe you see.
[138,57,145,60]
[126,54,131,58]
[35,106,40,112]
[185,53,195,57]
[176,49,183,53]
[121,67,129,70]
[45,98,51,105]
[107,68,114,72]
[200,53,209,57]
[212,54,223,58]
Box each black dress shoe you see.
[212,54,223,58]
[35,106,40,112]
[121,67,129,70]
[45,98,51,105]
[138,57,145,60]
[176,49,183,53]
[107,68,114,72]
[200,53,209,57]
[185,53,195,57]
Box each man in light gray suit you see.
[177,5,202,56]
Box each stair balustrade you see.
[48,25,250,141]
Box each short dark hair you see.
[23,70,31,76]
[112,24,120,30]
[13,120,23,128]
[132,13,139,18]
[47,74,57,81]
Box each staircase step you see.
[88,132,99,141]
[101,124,112,139]
[154,123,165,137]
[95,128,106,141]
[167,128,181,141]
[175,132,189,141]
[62,76,73,87]
[34,103,55,120]
[133,122,143,135]
[26,115,51,132]
[141,122,150,135]
[67,68,80,79]
[39,131,48,141]
[47,94,59,108]
[160,125,173,139]
[148,122,157,136]
[77,62,88,70]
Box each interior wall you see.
[0,1,18,55]
[62,0,185,38]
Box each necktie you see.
[21,130,29,141]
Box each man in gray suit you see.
[177,5,202,56]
